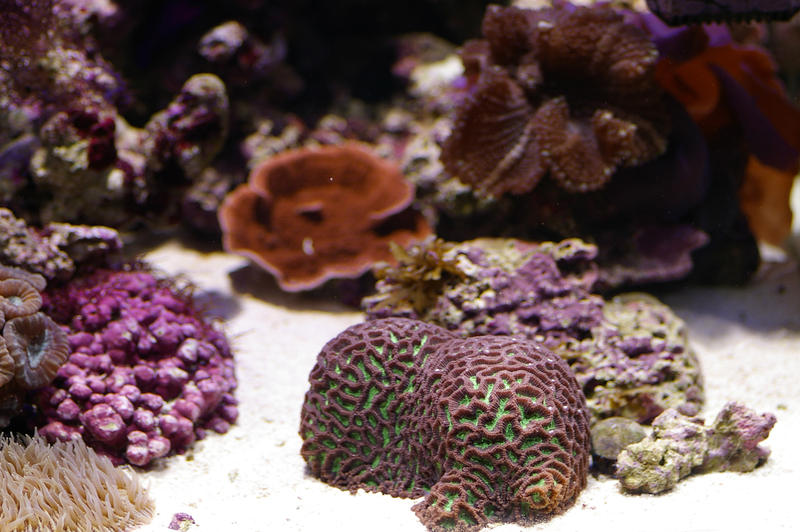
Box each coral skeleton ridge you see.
[300,317,590,532]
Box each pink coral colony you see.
[36,267,238,466]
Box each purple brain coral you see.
[300,317,590,531]
[35,266,238,466]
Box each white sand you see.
[134,239,799,532]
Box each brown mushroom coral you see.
[4,312,70,390]
[219,143,431,291]
[441,2,669,196]
[0,278,43,319]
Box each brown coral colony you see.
[219,143,431,291]
[0,266,68,427]
[442,3,669,197]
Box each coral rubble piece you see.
[590,416,647,461]
[616,403,776,493]
[37,267,238,466]
[300,317,590,531]
[441,2,669,197]
[219,143,431,291]
[0,433,154,531]
[364,238,703,423]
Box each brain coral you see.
[300,317,590,531]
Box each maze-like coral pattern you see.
[300,318,590,531]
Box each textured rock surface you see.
[300,317,590,532]
[364,238,703,423]
[616,403,776,493]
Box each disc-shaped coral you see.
[300,317,590,531]
[441,2,669,197]
[0,278,43,319]
[4,312,70,389]
[219,143,431,291]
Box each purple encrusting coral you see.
[35,267,238,466]
[364,238,703,424]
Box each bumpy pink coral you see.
[36,266,238,466]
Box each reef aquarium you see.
[1,1,799,531]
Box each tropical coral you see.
[0,263,68,427]
[219,143,431,292]
[616,403,776,493]
[36,266,238,466]
[300,317,590,532]
[364,238,703,423]
[0,433,154,531]
[440,2,669,197]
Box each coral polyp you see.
[300,317,590,531]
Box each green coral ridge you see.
[300,317,590,532]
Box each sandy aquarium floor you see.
[131,237,800,532]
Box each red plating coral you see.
[442,2,669,196]
[219,143,431,291]
[300,318,590,531]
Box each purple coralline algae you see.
[364,237,703,423]
[35,266,238,466]
[0,207,121,282]
[616,403,777,493]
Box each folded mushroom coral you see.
[219,142,431,291]
[441,2,670,197]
